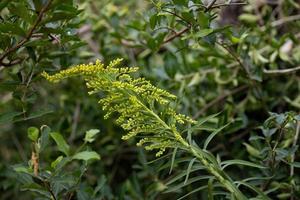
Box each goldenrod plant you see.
[42,59,260,199]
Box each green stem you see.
[137,98,247,199]
[189,146,247,200]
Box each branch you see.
[0,58,23,67]
[205,0,218,11]
[0,0,53,67]
[163,27,190,44]
[271,14,300,27]
[216,41,246,72]
[211,2,247,9]
[162,0,235,45]
[162,9,191,26]
[263,66,300,75]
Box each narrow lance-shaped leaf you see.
[169,147,178,174]
[184,158,196,185]
[203,122,232,149]
[221,159,266,170]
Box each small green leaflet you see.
[72,151,100,161]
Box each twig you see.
[43,180,57,200]
[31,151,39,176]
[163,27,190,44]
[263,66,300,75]
[216,41,249,75]
[205,0,218,11]
[0,0,53,67]
[162,9,191,25]
[0,58,23,68]
[271,14,300,27]
[211,2,247,9]
[153,26,177,35]
[163,0,229,45]
[193,85,248,119]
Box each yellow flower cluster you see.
[42,58,194,157]
[41,61,105,83]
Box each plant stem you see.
[263,66,300,75]
[137,97,247,199]
[189,145,247,200]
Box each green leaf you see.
[172,0,188,6]
[8,2,36,24]
[188,72,201,87]
[289,162,300,168]
[93,175,107,197]
[178,185,208,200]
[169,147,178,174]
[13,166,30,173]
[0,111,24,124]
[185,112,221,133]
[181,11,195,24]
[239,14,259,23]
[84,129,100,143]
[145,36,158,51]
[13,108,54,122]
[50,132,70,156]
[27,127,39,142]
[72,151,100,161]
[51,156,64,168]
[21,183,50,198]
[294,115,300,121]
[0,23,26,37]
[243,143,261,158]
[165,175,211,193]
[196,112,220,125]
[149,14,158,29]
[40,125,51,152]
[198,12,210,28]
[184,158,196,185]
[203,122,232,149]
[195,29,213,38]
[45,4,80,23]
[221,159,266,169]
[207,178,214,200]
[236,181,271,199]
[25,108,54,120]
[166,165,205,186]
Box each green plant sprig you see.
[42,59,248,199]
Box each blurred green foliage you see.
[0,0,300,199]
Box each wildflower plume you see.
[42,58,194,156]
